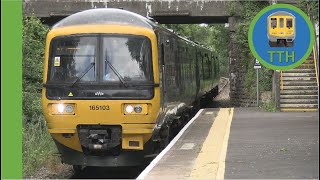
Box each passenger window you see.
[280,18,284,28]
[160,44,165,65]
[286,18,293,28]
[271,18,277,29]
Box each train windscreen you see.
[48,35,152,84]
[102,36,152,82]
[48,36,98,83]
[46,34,154,100]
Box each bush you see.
[22,17,55,177]
[23,17,48,121]
[260,101,277,112]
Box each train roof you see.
[52,8,212,51]
[269,11,294,17]
[52,8,157,29]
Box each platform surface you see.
[137,108,319,179]
[225,108,319,179]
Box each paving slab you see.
[225,108,319,179]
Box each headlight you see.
[52,103,75,115]
[65,104,74,113]
[134,105,142,113]
[125,105,134,114]
[124,104,148,115]
[57,104,64,113]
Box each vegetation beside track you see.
[22,16,56,177]
[228,1,273,100]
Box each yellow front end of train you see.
[268,11,295,47]
[42,23,160,167]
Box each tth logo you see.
[248,4,315,70]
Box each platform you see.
[137,108,319,179]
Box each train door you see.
[159,42,166,110]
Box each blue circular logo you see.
[249,4,315,70]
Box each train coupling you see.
[77,125,122,154]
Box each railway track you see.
[219,77,230,93]
[70,166,145,179]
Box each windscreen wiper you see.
[71,62,95,87]
[105,59,128,87]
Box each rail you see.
[219,77,229,93]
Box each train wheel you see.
[159,127,170,149]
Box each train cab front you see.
[41,23,160,167]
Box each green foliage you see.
[233,1,269,64]
[23,115,56,177]
[163,24,213,47]
[210,24,230,77]
[244,67,257,99]
[297,0,319,23]
[228,1,274,96]
[22,17,55,177]
[259,67,273,91]
[260,101,277,112]
[226,1,238,16]
[23,17,49,121]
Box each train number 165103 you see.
[89,105,110,110]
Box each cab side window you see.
[271,18,277,28]
[286,18,293,28]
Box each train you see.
[268,11,295,47]
[42,8,220,172]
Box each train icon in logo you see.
[268,11,295,47]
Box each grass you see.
[260,101,277,112]
[23,115,57,177]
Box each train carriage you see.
[42,8,220,171]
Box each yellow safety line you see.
[313,46,319,86]
[189,108,234,179]
[216,108,234,179]
[280,108,318,112]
